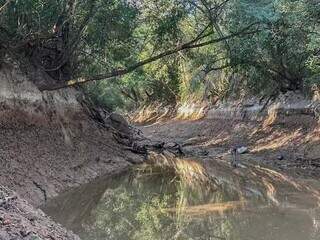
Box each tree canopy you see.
[0,0,319,109]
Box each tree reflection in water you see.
[42,164,320,240]
[84,167,235,240]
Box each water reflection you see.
[42,162,320,240]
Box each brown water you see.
[42,160,320,240]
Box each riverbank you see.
[0,64,143,239]
[140,100,320,179]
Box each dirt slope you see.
[0,63,143,239]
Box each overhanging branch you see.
[40,23,259,91]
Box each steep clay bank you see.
[0,63,143,239]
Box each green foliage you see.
[1,0,320,109]
[84,80,126,111]
[228,0,310,94]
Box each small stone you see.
[237,146,249,154]
[277,155,284,160]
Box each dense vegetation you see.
[0,0,319,110]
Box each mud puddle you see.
[41,156,320,240]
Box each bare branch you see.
[0,0,12,14]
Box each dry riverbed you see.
[140,115,320,179]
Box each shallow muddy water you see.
[42,159,320,240]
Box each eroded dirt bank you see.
[0,63,143,239]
